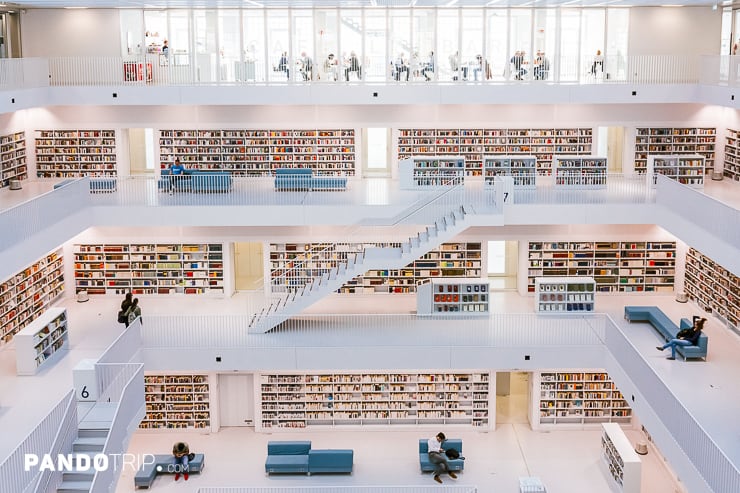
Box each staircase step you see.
[62,471,95,482]
[72,436,106,452]
[57,480,92,493]
[77,428,109,439]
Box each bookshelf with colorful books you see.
[483,156,537,189]
[258,371,491,430]
[527,241,675,294]
[416,278,489,316]
[399,156,465,188]
[530,371,632,430]
[140,374,212,430]
[158,128,356,176]
[15,307,68,375]
[1,131,27,188]
[634,127,715,174]
[35,129,117,177]
[647,155,704,189]
[1,250,64,345]
[684,248,740,333]
[724,128,740,181]
[601,423,642,493]
[74,243,224,296]
[398,128,593,175]
[553,156,608,188]
[534,277,595,313]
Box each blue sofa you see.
[274,168,347,191]
[134,453,205,488]
[418,438,465,473]
[158,169,232,193]
[54,178,117,193]
[624,306,708,360]
[265,441,353,475]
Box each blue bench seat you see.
[53,178,117,193]
[274,168,347,191]
[158,169,232,193]
[624,306,707,360]
[418,438,465,473]
[134,453,204,489]
[265,441,353,475]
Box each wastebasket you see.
[9,180,21,190]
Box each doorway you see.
[127,128,156,175]
[218,373,254,427]
[364,127,391,177]
[495,371,530,425]
[487,240,518,290]
[234,242,264,291]
[597,126,624,173]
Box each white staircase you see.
[56,428,108,493]
[249,205,469,333]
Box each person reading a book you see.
[427,432,457,484]
[656,316,706,360]
[172,441,191,481]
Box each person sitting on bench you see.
[172,441,191,481]
[427,432,457,484]
[656,316,706,360]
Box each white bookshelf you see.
[159,128,356,176]
[0,131,27,188]
[634,127,715,174]
[258,371,492,431]
[140,373,212,430]
[647,155,704,189]
[483,156,537,189]
[35,129,117,177]
[416,278,489,316]
[1,250,65,344]
[399,156,465,188]
[15,307,68,375]
[684,247,740,333]
[398,127,593,175]
[74,243,224,295]
[601,423,642,493]
[527,241,675,294]
[724,128,740,181]
[534,277,595,313]
[553,156,607,189]
[530,371,632,430]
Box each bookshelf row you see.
[647,155,704,189]
[684,248,739,332]
[0,250,65,344]
[159,128,356,176]
[416,279,490,315]
[534,277,595,313]
[74,243,224,295]
[1,131,27,188]
[35,129,117,177]
[601,423,642,493]
[723,128,740,181]
[140,374,211,430]
[397,127,593,175]
[553,157,608,189]
[531,371,633,429]
[259,371,491,430]
[527,241,676,294]
[484,156,537,188]
[269,242,482,294]
[15,307,68,375]
[634,127,716,174]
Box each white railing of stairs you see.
[248,178,486,333]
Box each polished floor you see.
[4,289,739,492]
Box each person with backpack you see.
[117,293,132,326]
[427,432,457,484]
[125,298,142,326]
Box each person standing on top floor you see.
[125,298,142,326]
[118,292,133,326]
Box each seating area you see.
[418,438,465,473]
[158,169,233,193]
[264,441,353,475]
[624,306,708,360]
[53,178,117,193]
[274,167,348,191]
[133,453,205,489]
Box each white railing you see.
[42,54,706,87]
[198,487,477,493]
[142,313,607,349]
[96,360,143,405]
[89,363,145,493]
[604,315,739,493]
[0,58,49,90]
[655,174,740,252]
[33,392,78,493]
[0,177,90,253]
[0,390,76,493]
[509,174,654,205]
[96,316,142,366]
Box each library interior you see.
[1,2,740,493]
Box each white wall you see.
[20,9,120,57]
[629,7,721,56]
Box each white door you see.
[218,373,254,427]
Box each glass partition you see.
[169,10,190,67]
[316,10,339,82]
[462,9,485,82]
[487,9,508,81]
[581,9,606,81]
[292,10,314,82]
[120,9,144,56]
[194,10,218,82]
[364,9,386,82]
[533,9,556,81]
[143,11,167,57]
[509,9,532,81]
[413,9,436,81]
[218,10,240,82]
[559,8,580,82]
[341,9,363,81]
[437,9,459,82]
[243,9,265,82]
[267,10,290,82]
[389,10,411,82]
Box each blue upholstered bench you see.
[54,178,117,193]
[274,168,347,191]
[191,171,232,192]
[265,441,353,475]
[418,438,465,473]
[134,453,204,489]
[158,169,192,192]
[624,306,707,360]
